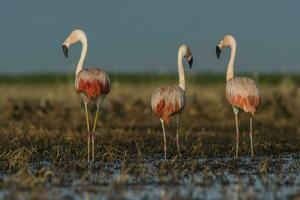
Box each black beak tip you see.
[188,57,193,69]
[62,45,68,58]
[216,46,221,59]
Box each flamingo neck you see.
[177,52,185,90]
[76,34,88,76]
[226,42,236,81]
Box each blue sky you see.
[0,0,299,74]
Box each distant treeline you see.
[0,73,299,85]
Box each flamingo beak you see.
[188,56,193,69]
[62,45,68,58]
[216,45,221,59]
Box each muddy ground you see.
[0,74,299,199]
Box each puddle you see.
[1,154,300,199]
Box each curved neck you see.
[177,53,185,90]
[76,35,88,75]
[226,43,236,81]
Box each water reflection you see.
[8,154,300,199]
[160,186,168,200]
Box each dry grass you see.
[0,75,299,198]
[0,77,300,162]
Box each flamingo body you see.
[151,86,185,124]
[62,29,111,162]
[226,77,261,116]
[150,44,193,159]
[216,34,261,157]
[76,68,110,102]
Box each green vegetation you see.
[0,73,299,85]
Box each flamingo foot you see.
[87,132,96,140]
[91,132,96,140]
[248,131,255,137]
[235,133,240,159]
[163,143,167,160]
[249,132,254,158]
[235,133,240,141]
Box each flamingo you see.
[216,34,261,158]
[151,44,193,160]
[62,29,110,162]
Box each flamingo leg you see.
[160,119,167,160]
[234,113,240,158]
[176,115,182,160]
[91,106,100,162]
[84,102,90,163]
[249,117,254,158]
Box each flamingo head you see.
[179,44,193,69]
[62,29,86,58]
[216,34,236,59]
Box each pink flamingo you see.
[151,44,193,160]
[216,35,261,158]
[62,29,110,162]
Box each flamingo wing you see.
[226,76,261,115]
[75,68,111,101]
[151,86,185,124]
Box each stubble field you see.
[0,74,299,199]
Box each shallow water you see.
[2,154,300,200]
